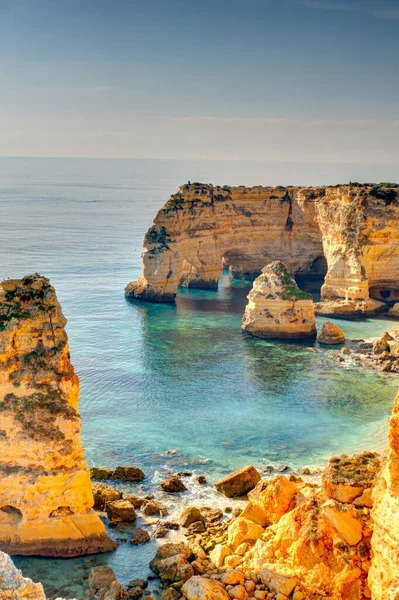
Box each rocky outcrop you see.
[0,551,46,599]
[0,274,115,556]
[242,261,317,339]
[317,321,345,345]
[126,183,399,316]
[369,388,399,599]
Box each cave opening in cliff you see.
[0,505,23,524]
[295,255,327,301]
[370,285,399,306]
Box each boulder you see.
[181,576,229,600]
[92,483,122,511]
[150,543,194,583]
[247,476,298,525]
[112,466,145,482]
[388,303,399,317]
[130,528,150,545]
[106,499,137,523]
[161,475,187,493]
[227,517,264,550]
[215,465,261,498]
[209,544,232,567]
[199,507,223,522]
[178,507,203,528]
[242,261,316,339]
[122,493,146,508]
[0,552,46,600]
[240,502,269,527]
[322,451,381,504]
[373,331,394,354]
[90,467,113,481]
[260,568,297,597]
[87,565,123,600]
[317,321,345,345]
[141,500,168,516]
[161,588,182,600]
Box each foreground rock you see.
[0,551,46,599]
[0,274,115,557]
[86,565,122,600]
[369,388,399,599]
[182,576,229,600]
[322,451,381,504]
[150,542,194,582]
[317,321,345,345]
[242,262,317,339]
[126,183,399,315]
[215,465,261,498]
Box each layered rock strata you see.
[0,274,115,556]
[242,262,317,339]
[369,388,399,599]
[126,183,399,316]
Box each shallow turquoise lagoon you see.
[0,158,397,598]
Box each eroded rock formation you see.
[242,261,317,339]
[0,274,116,556]
[369,388,399,599]
[126,183,399,316]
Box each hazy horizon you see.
[1,0,399,180]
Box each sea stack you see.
[0,274,116,556]
[242,261,317,339]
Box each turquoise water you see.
[0,158,397,599]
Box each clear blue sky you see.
[1,0,399,165]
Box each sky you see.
[0,0,399,167]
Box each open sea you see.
[0,157,397,598]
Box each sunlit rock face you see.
[369,388,399,599]
[126,183,399,316]
[242,261,317,339]
[0,274,116,557]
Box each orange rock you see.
[248,476,298,525]
[0,275,115,556]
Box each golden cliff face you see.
[369,389,399,599]
[0,274,116,557]
[126,183,399,316]
[242,261,317,339]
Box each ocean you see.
[0,157,397,598]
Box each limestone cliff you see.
[0,275,116,556]
[242,261,316,339]
[126,183,399,316]
[369,389,399,599]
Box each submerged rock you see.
[242,262,317,339]
[317,321,345,345]
[0,274,115,557]
[215,465,261,498]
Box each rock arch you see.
[126,183,399,316]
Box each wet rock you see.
[177,471,193,477]
[154,527,169,538]
[178,507,203,528]
[92,483,122,511]
[195,475,207,484]
[215,466,261,498]
[373,331,394,354]
[128,579,148,590]
[106,499,137,523]
[187,521,205,534]
[161,475,188,493]
[87,565,123,600]
[142,500,169,516]
[130,528,150,545]
[112,466,145,482]
[162,521,180,530]
[161,587,182,600]
[200,507,223,522]
[125,587,144,599]
[90,467,113,481]
[150,542,194,583]
[123,493,146,508]
[317,321,345,345]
